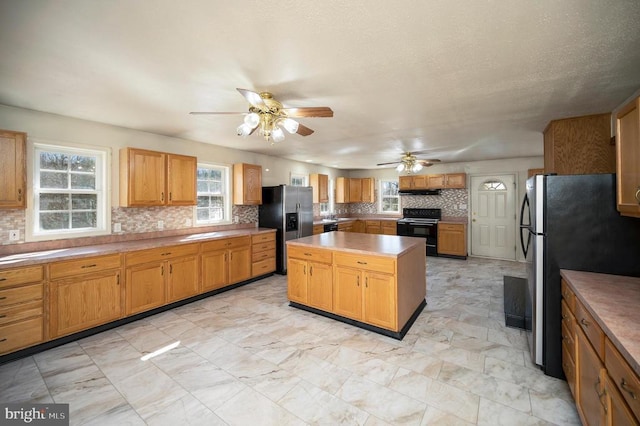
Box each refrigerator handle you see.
[519,194,531,258]
[296,202,301,239]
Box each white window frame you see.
[194,162,232,226]
[290,172,308,187]
[320,178,334,214]
[379,179,400,214]
[27,141,110,242]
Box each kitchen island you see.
[286,231,426,339]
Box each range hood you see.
[398,189,442,195]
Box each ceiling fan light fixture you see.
[411,162,423,173]
[243,112,260,128]
[271,126,285,143]
[396,163,405,172]
[280,118,299,134]
[236,123,252,137]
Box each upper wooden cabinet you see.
[616,95,640,218]
[119,148,197,207]
[335,177,375,203]
[233,163,262,205]
[310,173,329,203]
[400,173,466,190]
[0,129,26,209]
[349,178,363,202]
[544,113,614,175]
[361,178,375,202]
[335,177,350,203]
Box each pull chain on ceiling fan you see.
[376,152,441,174]
[190,88,333,144]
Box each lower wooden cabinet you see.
[0,265,45,354]
[604,374,638,426]
[365,220,381,234]
[576,326,606,425]
[251,232,276,278]
[201,236,251,291]
[437,223,467,257]
[381,220,397,235]
[125,244,199,315]
[287,246,333,311]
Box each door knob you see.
[472,219,476,222]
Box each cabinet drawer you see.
[201,236,250,252]
[0,300,43,326]
[0,283,43,306]
[334,253,395,274]
[126,243,199,265]
[561,321,575,362]
[0,266,43,289]
[381,221,397,228]
[561,279,576,313]
[252,233,275,244]
[561,299,575,329]
[252,242,275,254]
[252,258,276,276]
[252,249,275,262]
[438,223,464,231]
[562,341,576,397]
[0,317,43,355]
[49,253,121,280]
[605,338,640,420]
[365,220,381,227]
[287,246,332,263]
[575,300,604,358]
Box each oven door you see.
[397,221,438,255]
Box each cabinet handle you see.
[620,379,638,400]
[561,314,568,319]
[635,187,640,204]
[304,252,312,256]
[224,253,227,261]
[230,253,233,260]
[169,192,172,201]
[161,252,172,256]
[357,276,360,286]
[0,338,6,343]
[0,297,6,300]
[310,266,313,276]
[117,274,120,285]
[0,314,6,319]
[170,264,173,274]
[17,188,22,201]
[161,192,165,202]
[580,318,590,327]
[81,264,97,269]
[161,265,164,276]
[365,277,368,288]
[357,261,367,265]
[0,278,6,281]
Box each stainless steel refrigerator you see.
[259,185,313,274]
[519,173,640,379]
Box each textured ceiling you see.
[0,1,639,169]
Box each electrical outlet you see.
[157,220,164,230]
[459,203,467,210]
[9,230,19,241]
[113,223,122,233]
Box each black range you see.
[396,208,441,256]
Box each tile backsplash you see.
[400,189,468,217]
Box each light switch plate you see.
[157,220,164,230]
[113,223,122,233]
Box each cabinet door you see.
[445,173,466,189]
[616,97,640,217]
[229,246,251,284]
[349,178,362,202]
[287,258,308,304]
[50,270,121,338]
[167,154,197,206]
[437,224,466,256]
[399,176,413,190]
[121,148,166,206]
[361,178,374,202]
[577,327,606,426]
[126,262,166,315]
[333,266,362,320]
[167,255,199,302]
[363,271,396,330]
[233,163,262,205]
[604,375,637,426]
[426,174,445,189]
[310,174,329,203]
[307,262,333,312]
[335,177,350,203]
[0,129,26,208]
[201,250,228,291]
[413,175,427,189]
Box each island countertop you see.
[287,231,425,257]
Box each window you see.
[379,179,400,213]
[196,163,231,224]
[481,180,507,191]
[29,143,109,241]
[290,173,307,186]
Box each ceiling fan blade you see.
[376,161,401,166]
[236,88,266,109]
[189,111,245,115]
[296,123,314,136]
[282,107,334,118]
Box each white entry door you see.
[470,174,516,260]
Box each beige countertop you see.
[0,228,276,269]
[312,216,399,226]
[287,231,425,257]
[560,269,640,377]
[440,217,468,224]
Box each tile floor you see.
[0,256,581,425]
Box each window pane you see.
[197,208,209,220]
[197,181,209,192]
[210,196,223,208]
[209,207,223,220]
[40,171,68,189]
[197,195,209,207]
[70,174,96,189]
[72,212,97,228]
[39,193,69,210]
[40,212,69,230]
[40,152,68,171]
[210,181,222,193]
[70,155,96,172]
[72,194,97,210]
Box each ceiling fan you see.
[377,152,441,174]
[190,88,333,144]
